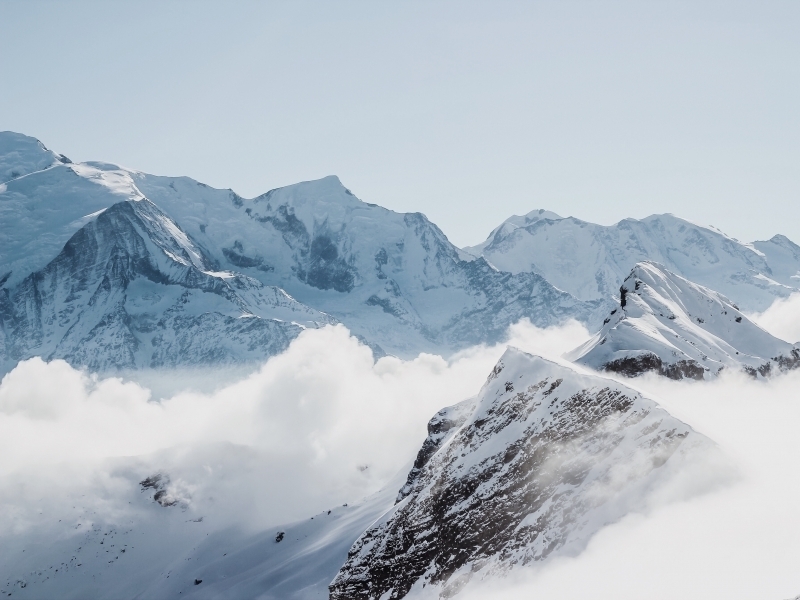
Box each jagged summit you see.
[330,347,710,598]
[568,262,800,380]
[466,210,800,312]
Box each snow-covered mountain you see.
[133,171,603,355]
[465,209,800,312]
[330,348,710,599]
[568,262,800,380]
[0,132,603,371]
[0,131,71,184]
[0,192,334,374]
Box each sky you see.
[2,1,800,247]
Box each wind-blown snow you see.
[750,291,800,345]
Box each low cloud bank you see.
[6,302,800,599]
[0,320,589,536]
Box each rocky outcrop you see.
[330,348,709,598]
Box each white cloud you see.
[749,292,800,344]
[0,320,590,537]
[13,315,800,599]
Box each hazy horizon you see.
[3,1,800,247]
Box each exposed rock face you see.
[465,209,800,313]
[568,262,800,380]
[330,348,709,599]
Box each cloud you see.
[749,292,800,344]
[0,320,590,537]
[15,314,800,599]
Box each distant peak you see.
[0,131,67,183]
[503,209,563,229]
[253,175,370,211]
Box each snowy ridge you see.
[330,348,710,599]
[568,262,800,380]
[0,132,603,369]
[132,172,603,355]
[466,211,800,312]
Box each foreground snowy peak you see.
[568,262,800,380]
[0,131,70,184]
[330,349,710,599]
[0,197,333,374]
[466,211,800,312]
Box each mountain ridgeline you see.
[1,132,604,374]
[330,350,712,598]
[2,130,799,379]
[567,262,800,380]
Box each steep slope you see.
[0,198,333,374]
[0,455,407,600]
[1,133,602,360]
[0,158,147,291]
[330,348,710,599]
[465,210,800,312]
[568,262,800,380]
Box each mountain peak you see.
[569,261,799,380]
[467,209,800,311]
[0,131,69,184]
[255,175,361,207]
[331,348,709,598]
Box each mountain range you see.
[465,208,800,312]
[0,132,599,375]
[3,131,799,378]
[2,131,799,599]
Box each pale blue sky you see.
[2,1,800,247]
